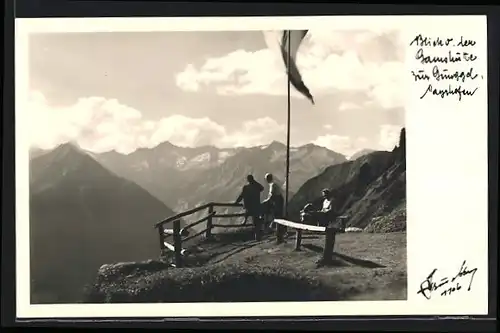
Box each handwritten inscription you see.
[417,260,478,300]
[409,34,483,101]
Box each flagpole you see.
[285,30,291,219]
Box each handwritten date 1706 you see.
[417,261,478,300]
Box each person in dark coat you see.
[235,175,264,236]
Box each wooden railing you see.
[153,202,245,267]
[274,216,348,264]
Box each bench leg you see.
[294,229,302,251]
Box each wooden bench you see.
[299,213,349,231]
[274,218,342,264]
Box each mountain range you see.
[29,143,175,303]
[29,140,350,302]
[28,132,407,304]
[92,140,347,220]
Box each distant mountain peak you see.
[265,140,286,150]
[29,146,50,160]
[49,142,85,158]
[29,141,176,303]
[155,141,176,149]
[299,142,323,150]
[349,148,376,161]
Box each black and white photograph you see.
[28,27,407,305]
[16,15,489,318]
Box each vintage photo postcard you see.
[15,15,489,318]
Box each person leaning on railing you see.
[235,174,264,228]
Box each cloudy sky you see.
[28,29,405,157]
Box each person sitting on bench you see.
[311,189,335,227]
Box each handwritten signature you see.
[419,84,478,101]
[417,260,478,300]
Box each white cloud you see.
[220,117,286,148]
[150,115,227,148]
[312,134,371,158]
[27,91,287,154]
[175,64,202,92]
[175,29,406,108]
[338,102,362,112]
[378,124,402,151]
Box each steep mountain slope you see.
[29,143,176,303]
[93,142,241,208]
[359,128,406,232]
[93,141,347,218]
[349,148,376,160]
[289,128,406,232]
[29,147,50,160]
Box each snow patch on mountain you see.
[218,151,232,163]
[176,156,187,168]
[191,152,211,164]
[132,160,150,171]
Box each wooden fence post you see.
[158,225,166,258]
[206,204,214,240]
[173,220,183,268]
[294,229,302,251]
[253,216,262,241]
[322,227,336,263]
[276,223,285,244]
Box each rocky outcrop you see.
[289,127,406,233]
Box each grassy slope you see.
[87,229,407,303]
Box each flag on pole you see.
[279,30,315,105]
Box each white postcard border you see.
[15,15,489,318]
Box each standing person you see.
[262,173,285,231]
[235,175,264,238]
